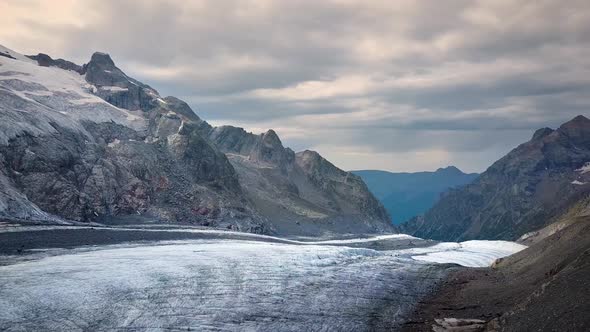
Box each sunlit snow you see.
[0,46,146,145]
[409,240,527,267]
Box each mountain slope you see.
[403,196,590,331]
[204,126,392,235]
[0,45,392,235]
[0,46,260,231]
[354,167,478,224]
[401,115,590,241]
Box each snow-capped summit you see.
[0,44,146,144]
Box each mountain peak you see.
[261,129,281,144]
[435,166,463,175]
[571,114,589,122]
[403,115,590,241]
[557,115,590,144]
[162,96,201,121]
[89,52,115,67]
[532,127,554,140]
[560,115,590,129]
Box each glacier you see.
[0,234,525,331]
[408,240,527,267]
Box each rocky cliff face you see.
[402,115,590,241]
[0,47,263,232]
[207,126,393,235]
[0,45,391,235]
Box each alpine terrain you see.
[1,42,589,332]
[398,116,590,331]
[0,45,391,236]
[402,115,590,241]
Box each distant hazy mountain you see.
[353,167,478,224]
[401,115,590,241]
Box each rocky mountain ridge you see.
[0,45,392,235]
[205,124,391,235]
[402,115,590,241]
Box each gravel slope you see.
[402,214,590,331]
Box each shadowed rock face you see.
[0,46,391,235]
[402,115,590,241]
[83,52,160,112]
[295,150,389,221]
[253,129,295,167]
[27,53,84,73]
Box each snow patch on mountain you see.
[0,45,146,146]
[0,45,35,63]
[98,86,129,92]
[576,162,590,174]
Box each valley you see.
[1,37,590,332]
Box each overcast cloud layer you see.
[2,0,590,172]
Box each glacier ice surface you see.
[0,235,525,331]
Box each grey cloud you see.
[3,0,590,172]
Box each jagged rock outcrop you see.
[295,150,389,221]
[27,53,84,73]
[207,125,393,235]
[0,45,392,235]
[402,115,590,241]
[83,52,160,112]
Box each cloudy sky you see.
[2,0,590,172]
